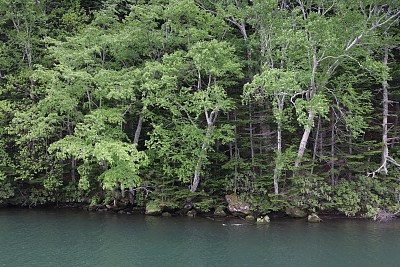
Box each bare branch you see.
[373,10,400,30]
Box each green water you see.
[1,209,399,267]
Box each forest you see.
[1,0,400,220]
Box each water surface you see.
[1,209,399,267]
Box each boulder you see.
[213,207,227,217]
[308,214,322,223]
[162,212,172,217]
[225,194,251,215]
[183,202,193,211]
[145,201,162,216]
[286,207,307,218]
[256,215,270,223]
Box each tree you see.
[245,67,301,194]
[147,41,241,193]
[292,0,400,167]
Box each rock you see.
[145,201,162,216]
[213,207,227,217]
[308,214,322,223]
[286,207,307,218]
[183,202,193,211]
[256,215,270,223]
[187,209,197,217]
[225,194,251,215]
[245,215,255,222]
[162,212,172,217]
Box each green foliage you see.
[49,108,149,191]
[0,179,14,204]
[330,175,400,219]
[189,40,241,77]
[290,175,333,212]
[332,180,362,216]
[0,0,399,215]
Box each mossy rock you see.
[256,215,270,223]
[308,214,322,223]
[286,207,307,218]
[214,207,227,217]
[145,201,162,216]
[225,194,251,215]
[162,212,172,217]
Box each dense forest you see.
[1,0,400,220]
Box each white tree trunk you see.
[381,47,389,173]
[273,121,281,194]
[295,111,314,167]
[191,133,210,193]
[273,96,285,194]
[133,113,144,146]
[190,111,216,193]
[295,50,318,167]
[330,109,336,185]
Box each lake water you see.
[1,208,399,267]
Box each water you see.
[1,209,399,267]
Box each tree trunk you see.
[295,50,318,167]
[391,102,399,150]
[381,47,389,173]
[191,141,208,193]
[330,108,336,186]
[249,102,255,165]
[273,97,285,194]
[227,112,233,160]
[190,111,216,193]
[348,134,353,180]
[71,156,76,183]
[295,111,314,167]
[234,112,239,194]
[273,121,281,194]
[370,45,400,176]
[311,115,321,175]
[133,113,144,146]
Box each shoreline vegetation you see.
[1,1,400,222]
